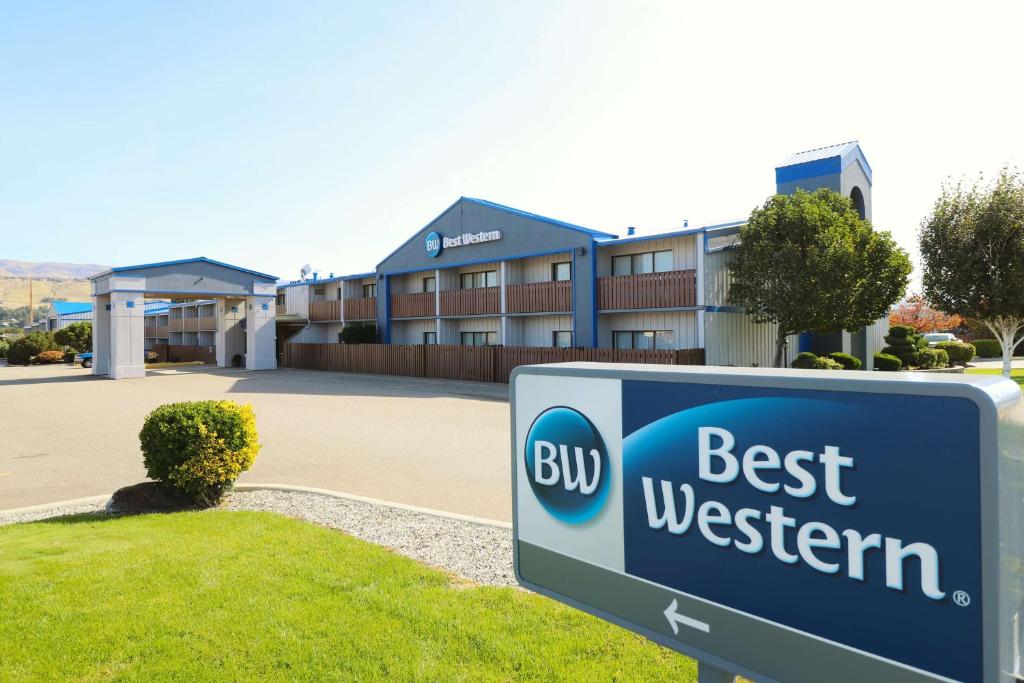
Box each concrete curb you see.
[0,494,110,517]
[0,484,513,530]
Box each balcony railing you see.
[276,304,286,316]
[197,316,217,331]
[344,297,376,321]
[506,281,571,314]
[310,300,343,322]
[597,269,697,310]
[169,318,183,332]
[439,287,500,316]
[391,292,435,318]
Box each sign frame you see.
[510,363,1023,683]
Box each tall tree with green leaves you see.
[54,321,92,353]
[919,169,1024,376]
[729,189,912,368]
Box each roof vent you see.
[312,272,319,281]
[627,226,636,236]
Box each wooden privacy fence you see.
[283,343,704,384]
[151,344,217,364]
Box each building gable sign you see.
[425,229,502,258]
[512,365,1024,683]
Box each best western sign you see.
[511,364,1024,682]
[425,229,501,257]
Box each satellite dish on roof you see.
[299,264,312,281]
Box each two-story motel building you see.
[276,141,886,369]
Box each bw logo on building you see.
[524,407,610,524]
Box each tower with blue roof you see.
[774,141,872,221]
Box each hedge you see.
[934,341,975,366]
[790,352,843,370]
[972,339,1002,358]
[828,352,862,370]
[873,353,902,371]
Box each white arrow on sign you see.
[663,598,711,635]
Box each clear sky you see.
[2,1,1021,286]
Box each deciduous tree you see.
[889,294,962,333]
[919,169,1024,376]
[729,189,912,367]
[54,321,92,353]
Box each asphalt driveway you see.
[0,364,512,521]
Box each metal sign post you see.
[511,364,1024,682]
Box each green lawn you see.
[0,511,695,682]
[965,367,1024,386]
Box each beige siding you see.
[506,253,572,285]
[506,315,573,347]
[438,316,500,344]
[280,285,309,316]
[704,311,800,368]
[703,248,734,308]
[343,277,377,299]
[596,235,698,276]
[865,316,889,370]
[391,318,437,345]
[597,311,699,349]
[391,272,435,295]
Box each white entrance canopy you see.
[89,257,279,379]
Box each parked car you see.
[922,332,958,347]
[75,352,93,368]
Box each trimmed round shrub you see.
[874,352,902,371]
[32,349,66,364]
[888,325,914,338]
[814,356,844,370]
[828,352,862,370]
[6,332,58,365]
[145,350,160,363]
[935,341,975,366]
[791,351,820,369]
[0,337,9,359]
[139,401,261,506]
[972,339,1002,358]
[917,347,947,369]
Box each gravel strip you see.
[223,489,516,587]
[1,489,516,588]
[0,501,107,525]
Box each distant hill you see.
[0,259,106,280]
[0,260,105,311]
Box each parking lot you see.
[0,364,512,521]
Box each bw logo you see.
[525,407,610,524]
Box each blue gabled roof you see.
[376,196,618,269]
[775,141,873,185]
[462,197,618,238]
[90,257,278,282]
[52,301,93,316]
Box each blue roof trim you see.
[92,257,278,281]
[593,220,746,247]
[277,272,375,289]
[775,141,873,186]
[462,197,618,238]
[376,197,618,269]
[52,301,93,315]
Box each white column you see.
[215,299,228,367]
[696,233,706,350]
[93,294,111,376]
[109,291,145,379]
[245,296,276,370]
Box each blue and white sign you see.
[425,231,443,258]
[512,365,1024,683]
[425,229,501,257]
